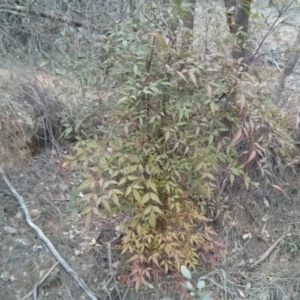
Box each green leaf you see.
[133,64,138,76]
[230,174,235,186]
[149,210,156,228]
[96,197,102,206]
[149,180,158,193]
[98,178,104,189]
[189,69,197,87]
[173,141,180,152]
[152,206,164,215]
[144,205,152,215]
[195,162,203,171]
[200,293,212,300]
[177,71,188,83]
[78,179,94,191]
[183,146,189,155]
[81,193,94,201]
[143,89,153,95]
[125,186,132,197]
[63,127,73,137]
[122,39,128,48]
[197,280,205,290]
[111,170,119,178]
[165,130,170,142]
[92,207,102,217]
[133,189,141,203]
[112,193,120,207]
[102,199,111,212]
[184,110,189,120]
[118,177,127,185]
[142,193,150,204]
[117,96,128,105]
[124,125,128,136]
[180,265,192,279]
[131,183,144,189]
[231,167,240,176]
[64,155,76,161]
[149,86,160,94]
[81,206,92,215]
[184,281,193,291]
[103,181,110,189]
[179,109,184,121]
[128,175,139,180]
[165,182,170,194]
[210,101,216,112]
[150,192,161,204]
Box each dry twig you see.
[0,166,99,300]
[250,227,290,268]
[100,233,123,300]
[21,261,59,300]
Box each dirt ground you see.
[0,148,190,300]
[1,146,300,300]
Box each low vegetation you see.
[64,1,296,289]
[1,1,300,299]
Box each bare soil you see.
[1,143,300,299]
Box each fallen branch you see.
[0,166,98,300]
[271,27,300,105]
[21,261,59,300]
[0,3,101,32]
[250,226,290,269]
[99,233,122,300]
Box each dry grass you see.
[0,67,68,171]
[1,114,300,300]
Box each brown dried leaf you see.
[238,93,245,114]
[165,64,174,72]
[271,184,285,193]
[230,128,243,146]
[85,211,92,230]
[295,114,300,129]
[244,149,256,165]
[243,127,249,138]
[148,31,166,49]
[206,84,212,99]
[188,69,197,87]
[176,71,188,82]
[249,118,255,132]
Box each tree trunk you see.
[224,0,253,61]
[231,0,253,61]
[163,0,196,30]
[224,0,237,33]
[272,27,300,105]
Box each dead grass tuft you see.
[0,69,66,170]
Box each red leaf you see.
[213,240,226,248]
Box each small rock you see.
[4,226,17,234]
[30,209,40,218]
[15,211,23,219]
